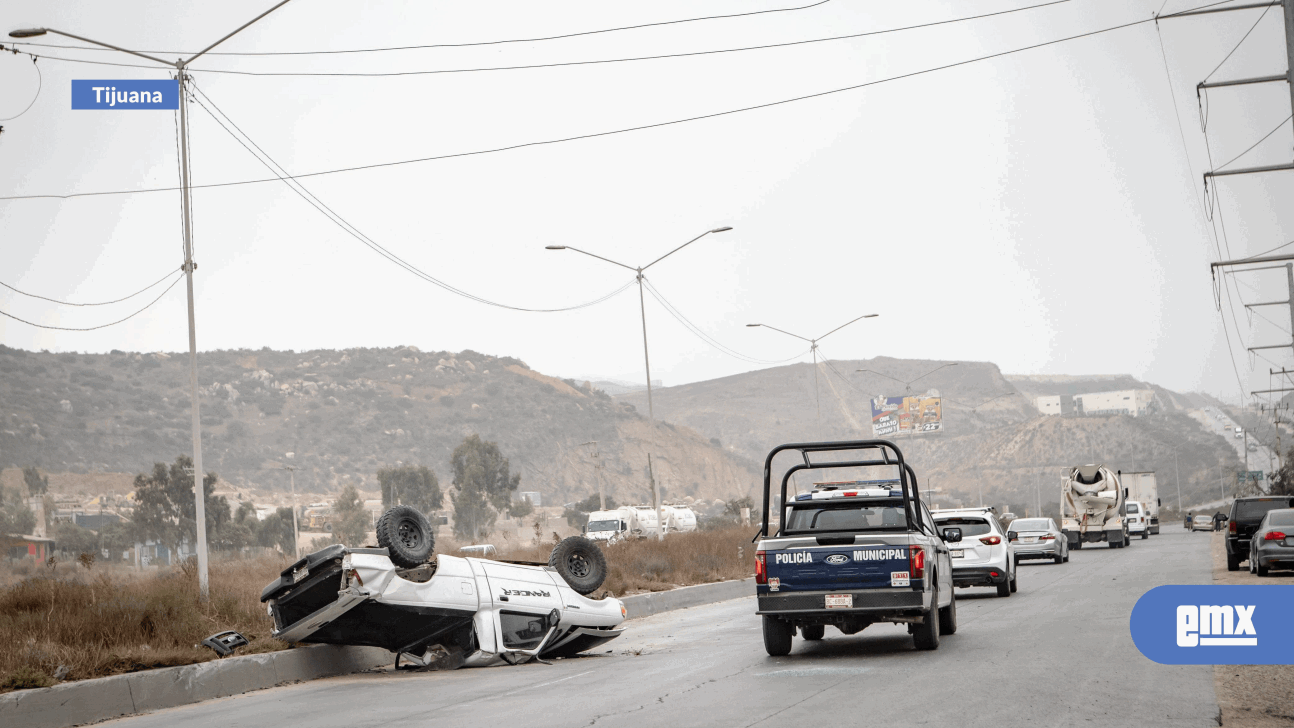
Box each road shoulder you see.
[1209,530,1294,727]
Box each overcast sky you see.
[1,0,1292,403]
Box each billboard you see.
[871,391,942,437]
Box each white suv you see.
[932,507,1017,597]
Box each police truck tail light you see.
[755,550,767,584]
[908,545,925,579]
[980,535,1002,545]
[1264,531,1287,541]
[1230,520,1238,534]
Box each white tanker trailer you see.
[1061,464,1129,549]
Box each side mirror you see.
[1124,488,1129,498]
[1007,531,1018,542]
[941,527,962,543]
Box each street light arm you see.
[558,246,637,272]
[816,313,879,342]
[747,323,813,343]
[907,362,959,386]
[643,226,730,271]
[184,0,295,65]
[37,28,174,66]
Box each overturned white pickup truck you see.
[261,506,626,668]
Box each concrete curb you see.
[0,643,391,728]
[621,577,755,620]
[1,578,756,728]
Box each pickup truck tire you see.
[763,616,793,656]
[801,624,825,641]
[912,592,941,650]
[938,591,957,635]
[376,506,435,568]
[1227,554,1241,572]
[549,536,608,595]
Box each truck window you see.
[499,611,550,650]
[587,520,619,532]
[1236,499,1294,521]
[784,500,906,533]
[1126,503,1139,514]
[933,517,993,537]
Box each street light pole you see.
[11,1,294,600]
[746,314,880,430]
[547,226,732,540]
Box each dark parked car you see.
[1248,508,1294,576]
[1226,496,1294,571]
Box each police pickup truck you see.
[754,440,962,655]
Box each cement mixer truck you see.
[1061,464,1129,549]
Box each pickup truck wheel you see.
[763,616,793,656]
[912,593,941,650]
[938,591,957,635]
[549,536,608,595]
[1227,554,1241,572]
[801,624,825,641]
[376,506,435,568]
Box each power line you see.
[10,1,834,57]
[1158,16,1255,402]
[0,0,1231,203]
[0,55,41,121]
[1215,113,1292,170]
[641,279,811,365]
[1202,0,1274,82]
[188,82,635,313]
[0,272,183,331]
[0,265,180,306]
[13,0,1071,79]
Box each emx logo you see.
[1177,605,1257,647]
[1131,586,1294,664]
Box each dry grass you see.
[0,527,754,691]
[0,554,291,692]
[499,527,755,596]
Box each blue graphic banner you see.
[1130,585,1294,664]
[72,80,178,110]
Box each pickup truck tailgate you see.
[767,542,913,592]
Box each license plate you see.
[825,594,853,609]
[292,565,308,584]
[950,550,964,558]
[1286,538,1294,548]
[890,571,910,587]
[1022,537,1037,543]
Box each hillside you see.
[0,345,758,507]
[618,357,1243,511]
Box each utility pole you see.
[1174,450,1182,513]
[284,464,299,560]
[10,1,295,600]
[648,453,662,541]
[580,441,605,511]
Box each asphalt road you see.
[106,531,1216,728]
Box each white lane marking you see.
[757,667,872,677]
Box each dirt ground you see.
[1208,529,1294,726]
